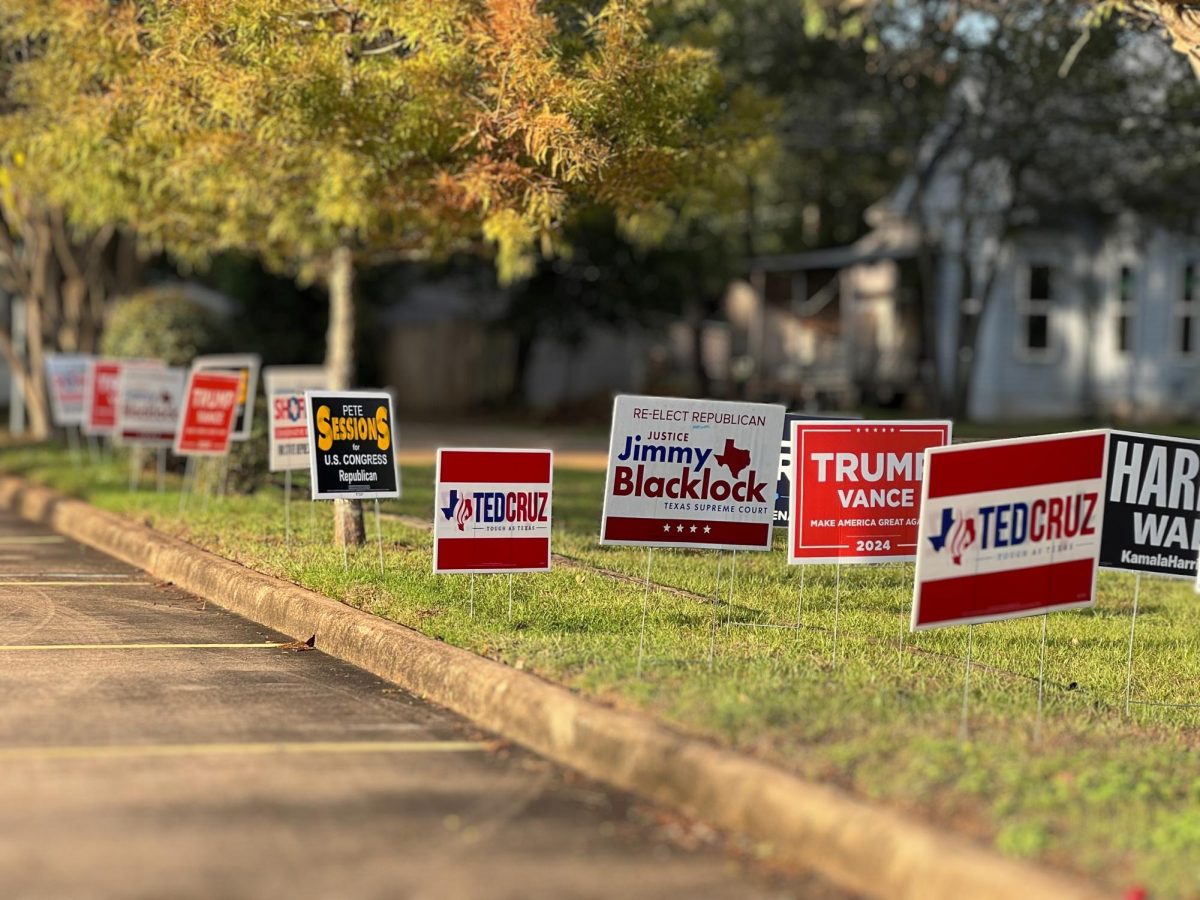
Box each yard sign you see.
[82,358,161,436]
[306,390,400,500]
[116,366,185,447]
[1100,430,1200,581]
[433,448,553,574]
[44,353,91,427]
[193,354,261,441]
[788,420,952,564]
[774,412,863,528]
[173,370,241,456]
[911,430,1109,631]
[600,395,785,551]
[263,366,327,472]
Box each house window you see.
[1115,266,1135,354]
[1018,264,1054,358]
[1177,263,1198,357]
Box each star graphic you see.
[662,523,671,533]
[689,525,698,533]
[703,525,711,534]
[676,524,684,533]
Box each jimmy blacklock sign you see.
[306,391,399,500]
[434,449,553,574]
[912,431,1109,630]
[600,395,785,551]
[1101,431,1200,581]
[787,420,950,563]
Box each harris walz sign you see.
[306,390,399,500]
[1101,430,1200,580]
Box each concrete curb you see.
[0,475,1109,900]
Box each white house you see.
[740,144,1200,422]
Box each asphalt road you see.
[0,508,847,900]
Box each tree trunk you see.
[326,244,365,547]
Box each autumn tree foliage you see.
[1,0,728,542]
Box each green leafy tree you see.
[1,0,730,542]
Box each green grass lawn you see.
[5,443,1200,896]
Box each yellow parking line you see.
[0,642,290,652]
[0,741,489,762]
[0,581,152,587]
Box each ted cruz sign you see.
[911,431,1109,630]
[788,420,951,564]
[434,448,553,574]
[1101,431,1200,581]
[173,370,241,456]
[600,395,785,551]
[306,390,400,500]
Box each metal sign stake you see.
[636,547,654,678]
[831,562,842,667]
[1123,573,1143,719]
[960,624,975,742]
[1035,613,1048,747]
[374,498,384,576]
[707,551,724,671]
[284,470,293,549]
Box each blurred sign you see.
[82,358,161,436]
[600,394,785,551]
[433,448,553,574]
[173,370,241,456]
[1100,430,1200,581]
[263,366,327,473]
[788,420,951,564]
[306,390,400,500]
[44,353,91,427]
[775,412,862,528]
[912,431,1109,630]
[116,366,185,447]
[193,354,260,441]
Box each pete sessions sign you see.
[306,391,399,500]
[788,420,951,564]
[434,448,553,574]
[912,431,1109,630]
[600,395,784,551]
[1101,431,1200,581]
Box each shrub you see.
[101,284,226,365]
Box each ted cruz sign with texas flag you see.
[433,448,553,574]
[600,395,785,551]
[911,430,1109,631]
[788,420,951,564]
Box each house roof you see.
[747,219,923,273]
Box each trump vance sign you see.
[600,395,785,551]
[173,370,241,456]
[788,420,951,564]
[912,431,1109,631]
